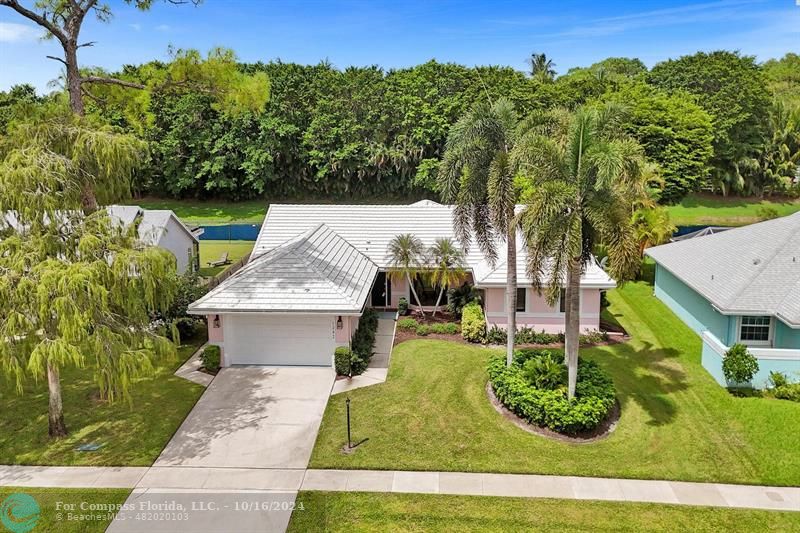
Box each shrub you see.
[398,297,409,316]
[769,371,789,389]
[757,206,780,220]
[334,346,369,377]
[773,383,800,402]
[579,329,608,345]
[351,308,379,365]
[488,352,616,434]
[201,345,221,372]
[722,343,759,385]
[429,322,459,335]
[522,351,567,390]
[486,325,507,345]
[447,283,482,318]
[397,317,419,330]
[461,302,486,343]
[334,347,353,376]
[415,324,430,336]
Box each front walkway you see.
[3,466,799,513]
[332,313,396,394]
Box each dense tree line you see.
[2,51,798,203]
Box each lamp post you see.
[346,397,352,449]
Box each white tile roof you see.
[189,224,378,314]
[106,206,198,246]
[646,212,800,326]
[254,203,616,289]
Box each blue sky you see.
[1,0,798,92]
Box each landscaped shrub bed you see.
[200,345,221,373]
[461,302,486,343]
[486,325,609,346]
[397,317,460,336]
[487,349,617,435]
[336,308,379,377]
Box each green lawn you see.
[0,488,130,532]
[665,193,800,226]
[198,240,255,277]
[0,339,205,466]
[309,282,800,486]
[131,198,267,224]
[289,492,800,532]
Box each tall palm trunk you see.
[432,286,445,317]
[505,214,517,367]
[47,362,68,437]
[564,259,581,400]
[406,273,426,317]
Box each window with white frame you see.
[738,316,772,345]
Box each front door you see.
[371,272,390,307]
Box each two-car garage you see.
[221,314,336,367]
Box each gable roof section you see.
[189,224,378,314]
[645,212,800,327]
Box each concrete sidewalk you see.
[300,470,800,513]
[332,314,396,395]
[3,465,798,513]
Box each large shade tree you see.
[439,97,521,366]
[0,108,179,437]
[516,104,645,399]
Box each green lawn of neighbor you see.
[0,339,205,466]
[0,488,130,533]
[131,198,267,225]
[309,282,800,486]
[198,240,255,277]
[665,193,800,227]
[289,492,800,532]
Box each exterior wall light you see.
[213,314,221,328]
[337,316,344,329]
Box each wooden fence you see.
[203,252,251,290]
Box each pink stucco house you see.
[189,201,615,367]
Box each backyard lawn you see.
[289,492,800,532]
[0,339,205,466]
[198,240,255,277]
[310,282,800,486]
[132,198,267,224]
[0,487,130,532]
[665,193,800,226]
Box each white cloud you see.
[155,24,171,32]
[129,23,142,31]
[0,22,39,43]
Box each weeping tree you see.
[428,237,466,316]
[387,234,428,316]
[0,110,179,437]
[439,97,521,366]
[516,104,645,400]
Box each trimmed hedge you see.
[334,346,368,377]
[201,345,221,372]
[345,308,379,376]
[486,326,609,346]
[397,317,419,330]
[461,302,486,343]
[487,350,616,435]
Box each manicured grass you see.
[0,487,130,532]
[665,193,800,227]
[131,198,267,224]
[310,282,800,485]
[198,240,255,277]
[0,339,205,466]
[289,492,800,532]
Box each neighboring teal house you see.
[645,213,800,388]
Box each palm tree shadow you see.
[590,340,688,427]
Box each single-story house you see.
[646,213,800,388]
[189,201,615,368]
[2,205,202,274]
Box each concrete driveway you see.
[155,366,335,469]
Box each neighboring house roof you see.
[254,204,616,289]
[646,212,800,327]
[106,206,199,246]
[189,224,379,314]
[670,226,732,242]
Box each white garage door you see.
[223,314,334,366]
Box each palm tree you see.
[632,206,676,256]
[429,238,467,316]
[439,97,520,366]
[387,233,428,316]
[516,103,645,399]
[527,52,556,82]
